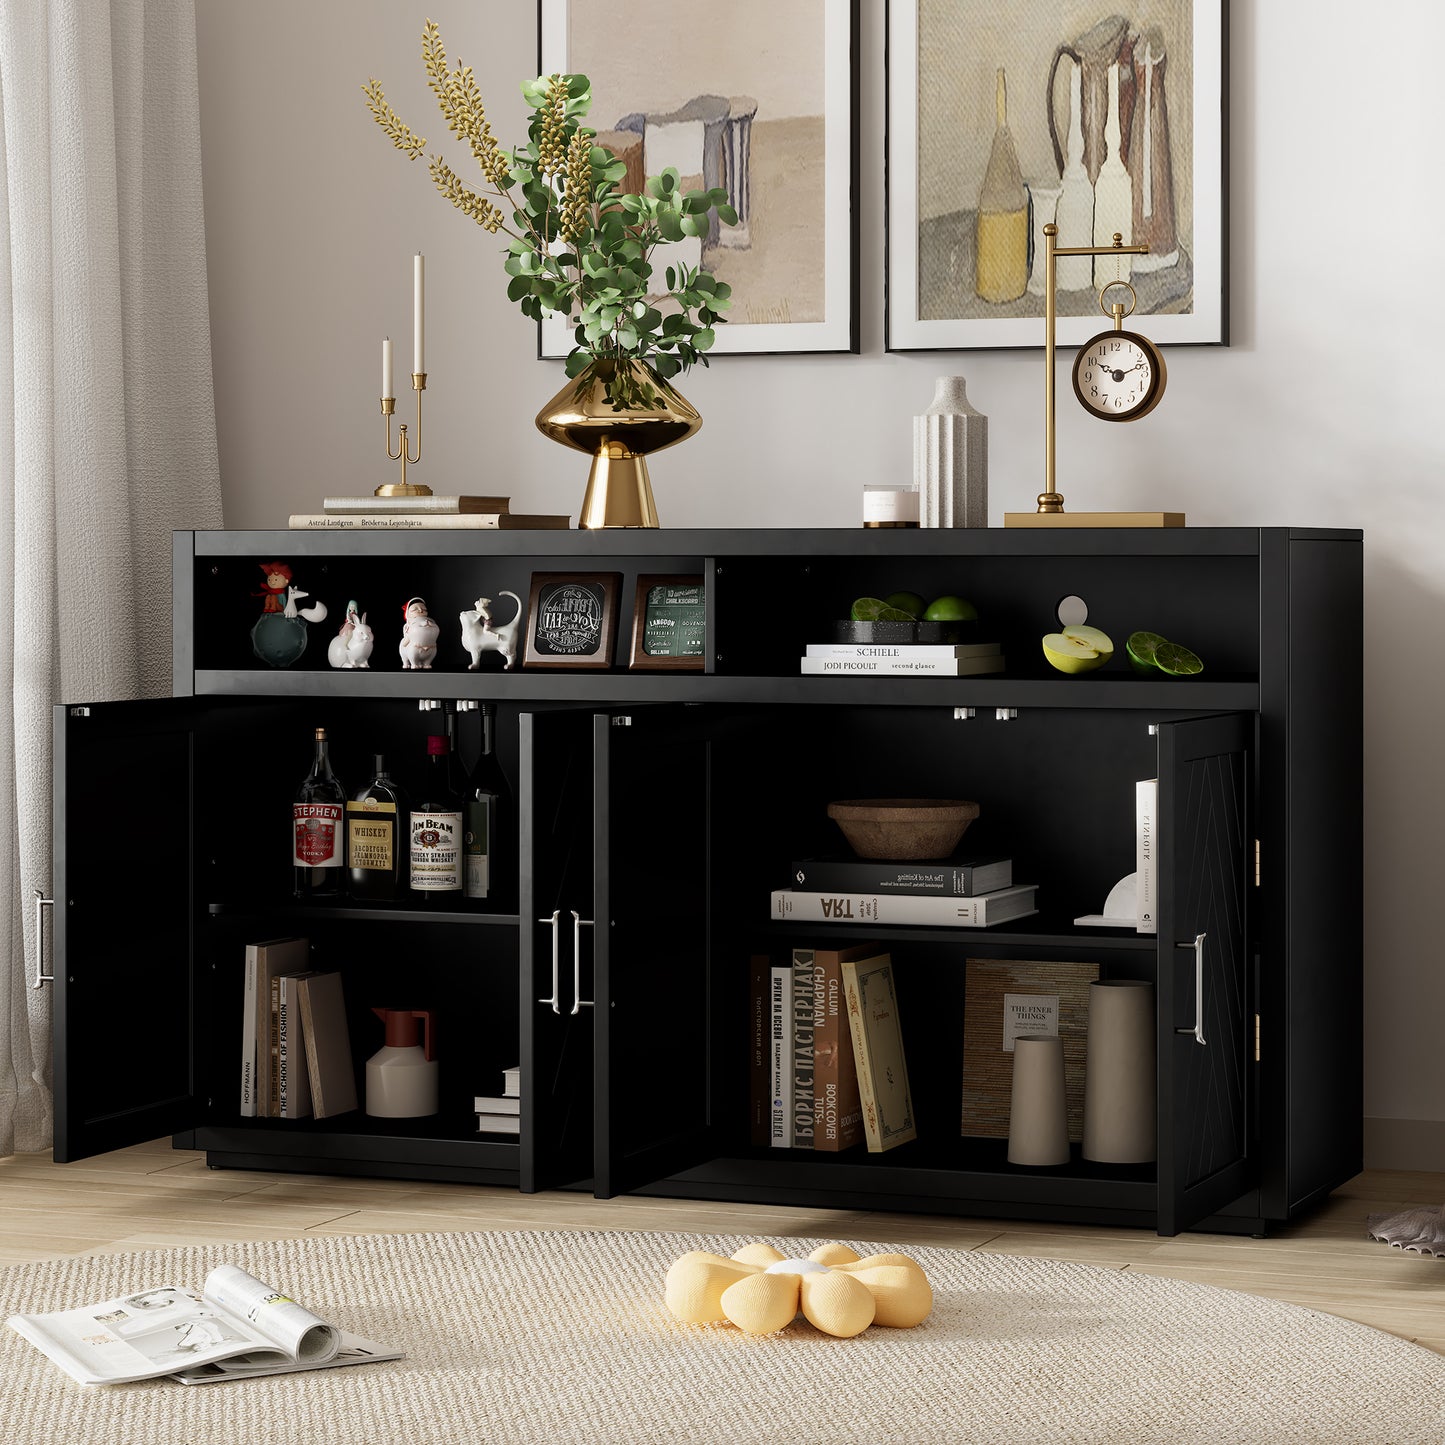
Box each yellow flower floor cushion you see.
[664,1241,933,1338]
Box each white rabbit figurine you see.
[459,591,523,671]
[399,596,440,669]
[328,602,374,669]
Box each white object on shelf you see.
[913,376,987,528]
[862,485,919,527]
[1074,871,1138,928]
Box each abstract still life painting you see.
[539,0,859,356]
[887,1,1225,349]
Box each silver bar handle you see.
[571,910,595,1015]
[1174,932,1207,1045]
[33,891,54,988]
[537,910,561,1014]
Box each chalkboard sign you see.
[629,574,706,671]
[523,572,621,670]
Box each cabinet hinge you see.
[1254,839,1261,887]
[1254,1013,1261,1062]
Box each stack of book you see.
[771,855,1038,927]
[475,1065,521,1134]
[799,641,1005,677]
[240,938,358,1120]
[288,494,572,531]
[749,946,916,1155]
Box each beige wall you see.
[568,0,826,121]
[194,0,1445,1165]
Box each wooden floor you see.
[2,1141,1442,1355]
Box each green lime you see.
[1155,642,1204,677]
[883,590,925,618]
[878,606,916,621]
[922,595,978,622]
[850,597,889,621]
[1126,630,1169,675]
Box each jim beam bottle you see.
[409,735,464,898]
[292,727,346,898]
[347,755,405,901]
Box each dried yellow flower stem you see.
[560,132,593,243]
[362,79,426,160]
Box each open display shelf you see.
[47,527,1361,1236]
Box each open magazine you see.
[6,1264,402,1386]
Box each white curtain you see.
[0,0,222,1155]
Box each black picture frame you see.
[522,572,622,671]
[536,0,860,359]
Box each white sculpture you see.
[459,591,523,671]
[283,586,329,623]
[399,596,439,670]
[328,602,374,669]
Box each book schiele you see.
[6,1264,401,1386]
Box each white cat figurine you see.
[459,591,523,671]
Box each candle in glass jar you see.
[413,253,424,375]
[382,337,393,399]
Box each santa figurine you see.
[399,596,440,670]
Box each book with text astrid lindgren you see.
[841,954,917,1153]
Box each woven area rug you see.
[2,1229,1442,1444]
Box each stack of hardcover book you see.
[770,855,1037,927]
[474,1065,521,1134]
[288,494,572,531]
[799,641,1005,676]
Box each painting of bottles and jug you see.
[912,2,1206,336]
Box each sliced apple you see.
[1042,625,1114,674]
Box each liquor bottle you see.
[461,704,512,904]
[347,755,406,902]
[292,727,346,898]
[974,67,1028,304]
[409,734,465,899]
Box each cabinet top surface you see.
[184,527,1362,559]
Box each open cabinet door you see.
[51,699,202,1161]
[592,706,714,1198]
[1155,712,1255,1236]
[589,708,713,1196]
[519,709,597,1193]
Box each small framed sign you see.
[523,572,622,670]
[629,574,707,672]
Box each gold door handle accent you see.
[33,891,54,988]
[537,910,561,1015]
[1174,932,1207,1045]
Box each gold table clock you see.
[1005,225,1184,528]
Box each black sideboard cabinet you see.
[46,527,1361,1237]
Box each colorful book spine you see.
[811,947,873,1152]
[841,955,918,1153]
[240,946,258,1117]
[790,950,815,1149]
[799,655,1005,677]
[749,956,771,1147]
[770,885,1038,927]
[769,966,791,1147]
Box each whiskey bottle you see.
[292,727,346,898]
[461,704,512,904]
[409,734,465,898]
[347,755,406,902]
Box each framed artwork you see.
[886,1,1227,350]
[628,574,706,671]
[960,957,1098,1140]
[523,572,622,670]
[538,0,860,356]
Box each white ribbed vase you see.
[913,377,988,528]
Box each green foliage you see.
[366,35,736,378]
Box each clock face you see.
[1072,329,1165,422]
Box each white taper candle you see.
[382,337,393,398]
[413,253,424,374]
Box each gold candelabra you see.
[377,372,430,497]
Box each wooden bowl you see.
[826,798,981,861]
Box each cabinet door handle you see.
[33,891,54,989]
[537,910,561,1014]
[1174,932,1207,1045]
[570,910,595,1015]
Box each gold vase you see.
[534,356,702,529]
